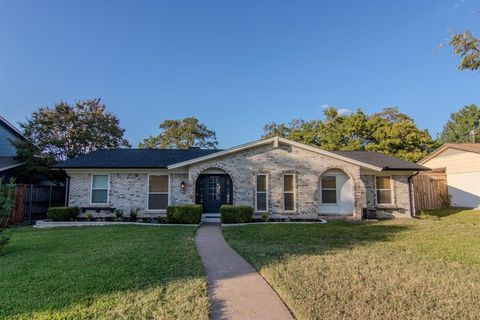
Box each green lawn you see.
[0,226,209,320]
[223,209,480,320]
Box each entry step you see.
[202,213,221,223]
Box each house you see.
[0,116,26,182]
[419,143,480,209]
[52,137,428,220]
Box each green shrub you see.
[220,205,253,224]
[114,209,124,218]
[166,205,202,224]
[129,207,139,221]
[47,207,79,221]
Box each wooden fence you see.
[8,184,66,225]
[413,169,448,211]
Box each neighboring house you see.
[0,115,26,182]
[52,137,428,220]
[419,144,480,209]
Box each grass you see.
[223,209,480,320]
[0,226,209,320]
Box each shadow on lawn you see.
[0,226,206,319]
[417,207,472,219]
[223,221,411,270]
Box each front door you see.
[195,174,233,213]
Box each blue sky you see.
[1,0,479,148]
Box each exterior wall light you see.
[180,181,186,191]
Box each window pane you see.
[322,190,337,204]
[284,175,294,192]
[148,194,168,210]
[284,193,294,211]
[376,176,391,189]
[149,175,169,192]
[377,190,392,204]
[92,175,108,189]
[257,193,267,211]
[257,175,266,192]
[92,189,108,203]
[321,176,336,189]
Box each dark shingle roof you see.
[52,146,427,171]
[329,150,429,171]
[0,157,24,171]
[51,149,222,169]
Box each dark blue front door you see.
[195,174,232,213]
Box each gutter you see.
[407,171,420,217]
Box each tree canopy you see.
[438,104,480,143]
[14,99,130,183]
[139,117,218,149]
[450,31,480,71]
[262,107,436,162]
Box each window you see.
[148,175,169,210]
[283,174,295,211]
[256,174,268,212]
[376,176,392,204]
[91,175,109,204]
[321,176,337,204]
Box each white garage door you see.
[448,172,480,209]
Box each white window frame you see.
[255,174,269,212]
[147,174,170,211]
[375,175,393,205]
[283,174,296,212]
[320,175,338,205]
[90,174,110,205]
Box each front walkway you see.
[195,224,293,320]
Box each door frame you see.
[195,174,233,213]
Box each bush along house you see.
[52,137,428,222]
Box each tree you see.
[139,117,218,149]
[450,31,480,71]
[262,122,291,139]
[261,107,435,162]
[14,99,130,183]
[438,104,480,143]
[364,108,436,162]
[0,177,16,252]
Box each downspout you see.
[65,172,70,207]
[407,171,420,217]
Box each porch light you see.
[180,181,186,191]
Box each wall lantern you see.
[180,181,186,191]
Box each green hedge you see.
[47,207,79,221]
[220,205,253,224]
[166,205,203,224]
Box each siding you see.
[422,148,480,174]
[0,123,21,156]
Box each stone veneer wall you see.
[68,173,149,215]
[361,174,412,217]
[186,143,367,219]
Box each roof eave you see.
[382,167,430,171]
[0,162,26,172]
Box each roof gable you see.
[168,137,427,171]
[0,116,25,140]
[419,143,480,165]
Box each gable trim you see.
[167,137,383,171]
[0,116,26,140]
[418,144,480,165]
[0,162,26,172]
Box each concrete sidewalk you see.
[195,224,294,320]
